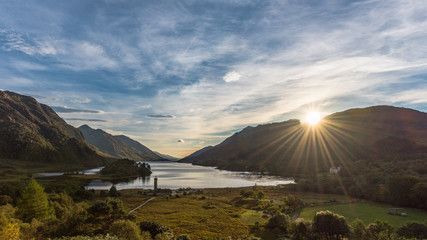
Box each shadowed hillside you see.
[0,91,107,169]
[79,125,162,161]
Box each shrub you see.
[109,220,142,240]
[176,234,191,240]
[139,221,173,239]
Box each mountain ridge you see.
[181,105,427,176]
[78,124,162,161]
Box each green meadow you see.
[299,202,427,228]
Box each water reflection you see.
[85,161,293,190]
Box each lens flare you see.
[306,112,321,125]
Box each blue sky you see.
[1,0,426,157]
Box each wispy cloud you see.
[52,106,100,113]
[146,115,175,119]
[1,0,426,157]
[65,118,106,122]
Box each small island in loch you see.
[99,159,152,178]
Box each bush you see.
[139,221,173,239]
[176,234,191,240]
[0,195,13,206]
[109,220,142,240]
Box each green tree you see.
[312,211,349,240]
[265,213,290,233]
[16,178,53,222]
[109,186,119,197]
[283,194,303,214]
[256,191,266,199]
[396,222,427,240]
[350,219,365,240]
[364,220,393,240]
[291,220,311,240]
[386,175,419,206]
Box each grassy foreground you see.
[118,189,249,239]
[112,187,427,239]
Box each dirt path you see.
[128,197,155,215]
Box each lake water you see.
[84,161,293,190]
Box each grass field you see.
[118,192,250,239]
[299,202,427,228]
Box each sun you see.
[306,111,321,125]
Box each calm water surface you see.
[85,161,293,190]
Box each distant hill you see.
[154,151,180,161]
[182,106,427,176]
[78,125,162,161]
[180,146,213,163]
[0,90,107,169]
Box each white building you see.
[329,166,341,174]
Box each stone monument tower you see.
[154,176,158,195]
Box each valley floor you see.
[111,187,427,238]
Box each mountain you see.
[78,125,162,161]
[182,106,427,176]
[0,91,107,169]
[154,151,180,161]
[180,146,213,163]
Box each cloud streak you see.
[52,106,100,113]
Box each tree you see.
[312,211,349,240]
[265,213,290,233]
[256,191,266,199]
[109,186,119,197]
[386,175,419,206]
[397,222,427,240]
[109,220,142,240]
[16,178,53,222]
[283,194,303,214]
[350,219,365,240]
[364,220,393,240]
[291,220,311,240]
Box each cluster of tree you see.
[285,160,427,210]
[254,210,427,240]
[0,179,193,240]
[100,159,152,178]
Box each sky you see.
[1,0,426,157]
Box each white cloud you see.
[223,71,241,83]
[71,98,91,103]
